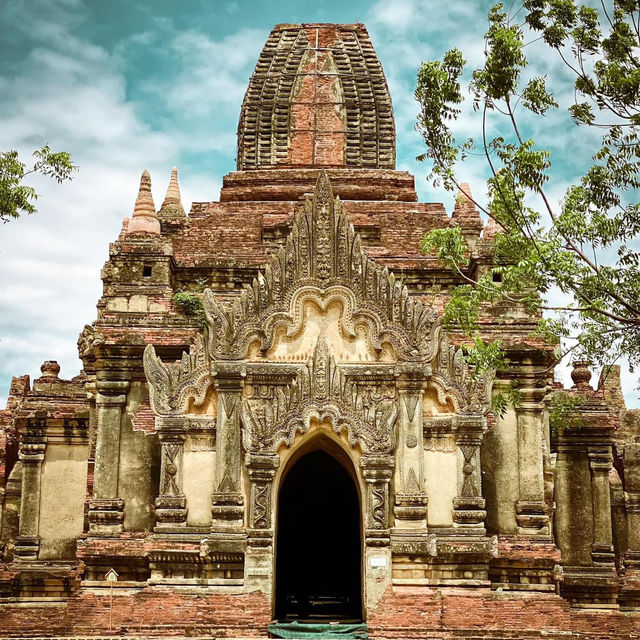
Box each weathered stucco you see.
[39,444,88,559]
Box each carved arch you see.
[143,172,494,426]
[241,334,398,455]
[202,172,442,362]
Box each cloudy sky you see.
[1,0,637,407]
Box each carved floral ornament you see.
[143,172,494,451]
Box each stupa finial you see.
[126,170,160,235]
[162,167,182,208]
[453,182,477,218]
[159,166,186,220]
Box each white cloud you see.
[164,27,267,116]
[0,4,235,404]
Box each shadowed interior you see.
[275,449,362,622]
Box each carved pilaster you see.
[453,416,486,531]
[623,443,640,569]
[624,492,640,568]
[89,380,128,535]
[212,369,245,529]
[246,453,279,547]
[394,381,427,527]
[155,423,187,530]
[516,394,550,536]
[15,433,46,560]
[362,455,394,546]
[588,449,615,567]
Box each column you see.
[15,431,46,560]
[453,416,486,531]
[516,390,550,536]
[624,442,640,569]
[394,383,428,528]
[154,420,187,530]
[625,492,640,569]
[362,454,394,615]
[246,453,279,545]
[88,380,128,536]
[589,449,615,566]
[211,371,244,530]
[244,453,279,595]
[553,447,572,559]
[361,455,394,544]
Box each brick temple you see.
[1,23,640,639]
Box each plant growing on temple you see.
[0,145,77,223]
[416,1,640,398]
[173,278,209,328]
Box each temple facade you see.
[1,23,640,638]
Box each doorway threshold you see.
[268,621,368,639]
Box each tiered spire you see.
[159,167,186,219]
[126,170,160,235]
[452,183,477,218]
[483,215,505,241]
[452,182,483,246]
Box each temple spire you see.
[159,166,186,220]
[452,182,478,219]
[162,167,182,207]
[483,215,504,241]
[452,182,482,247]
[126,170,160,235]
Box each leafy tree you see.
[416,0,640,398]
[0,145,77,223]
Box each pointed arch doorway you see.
[275,447,363,622]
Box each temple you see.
[1,23,640,638]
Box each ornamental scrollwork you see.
[143,172,494,439]
[77,324,105,358]
[202,171,442,363]
[241,334,398,454]
[429,335,494,416]
[144,334,211,415]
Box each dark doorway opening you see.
[275,449,362,622]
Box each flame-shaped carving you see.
[143,172,494,433]
[201,171,441,362]
[144,334,211,415]
[430,336,494,415]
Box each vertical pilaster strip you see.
[246,453,279,547]
[155,420,187,530]
[588,449,615,566]
[624,442,640,569]
[625,492,640,568]
[394,384,427,526]
[211,368,245,529]
[453,416,487,530]
[15,431,46,560]
[88,380,128,535]
[361,454,394,546]
[553,449,572,559]
[516,392,550,536]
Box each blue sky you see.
[0,0,637,406]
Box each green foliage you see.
[549,391,586,435]
[416,1,640,395]
[173,291,206,328]
[492,380,523,417]
[0,145,77,223]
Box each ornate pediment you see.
[241,334,398,454]
[144,334,211,415]
[143,172,494,431]
[203,171,441,362]
[429,336,494,415]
